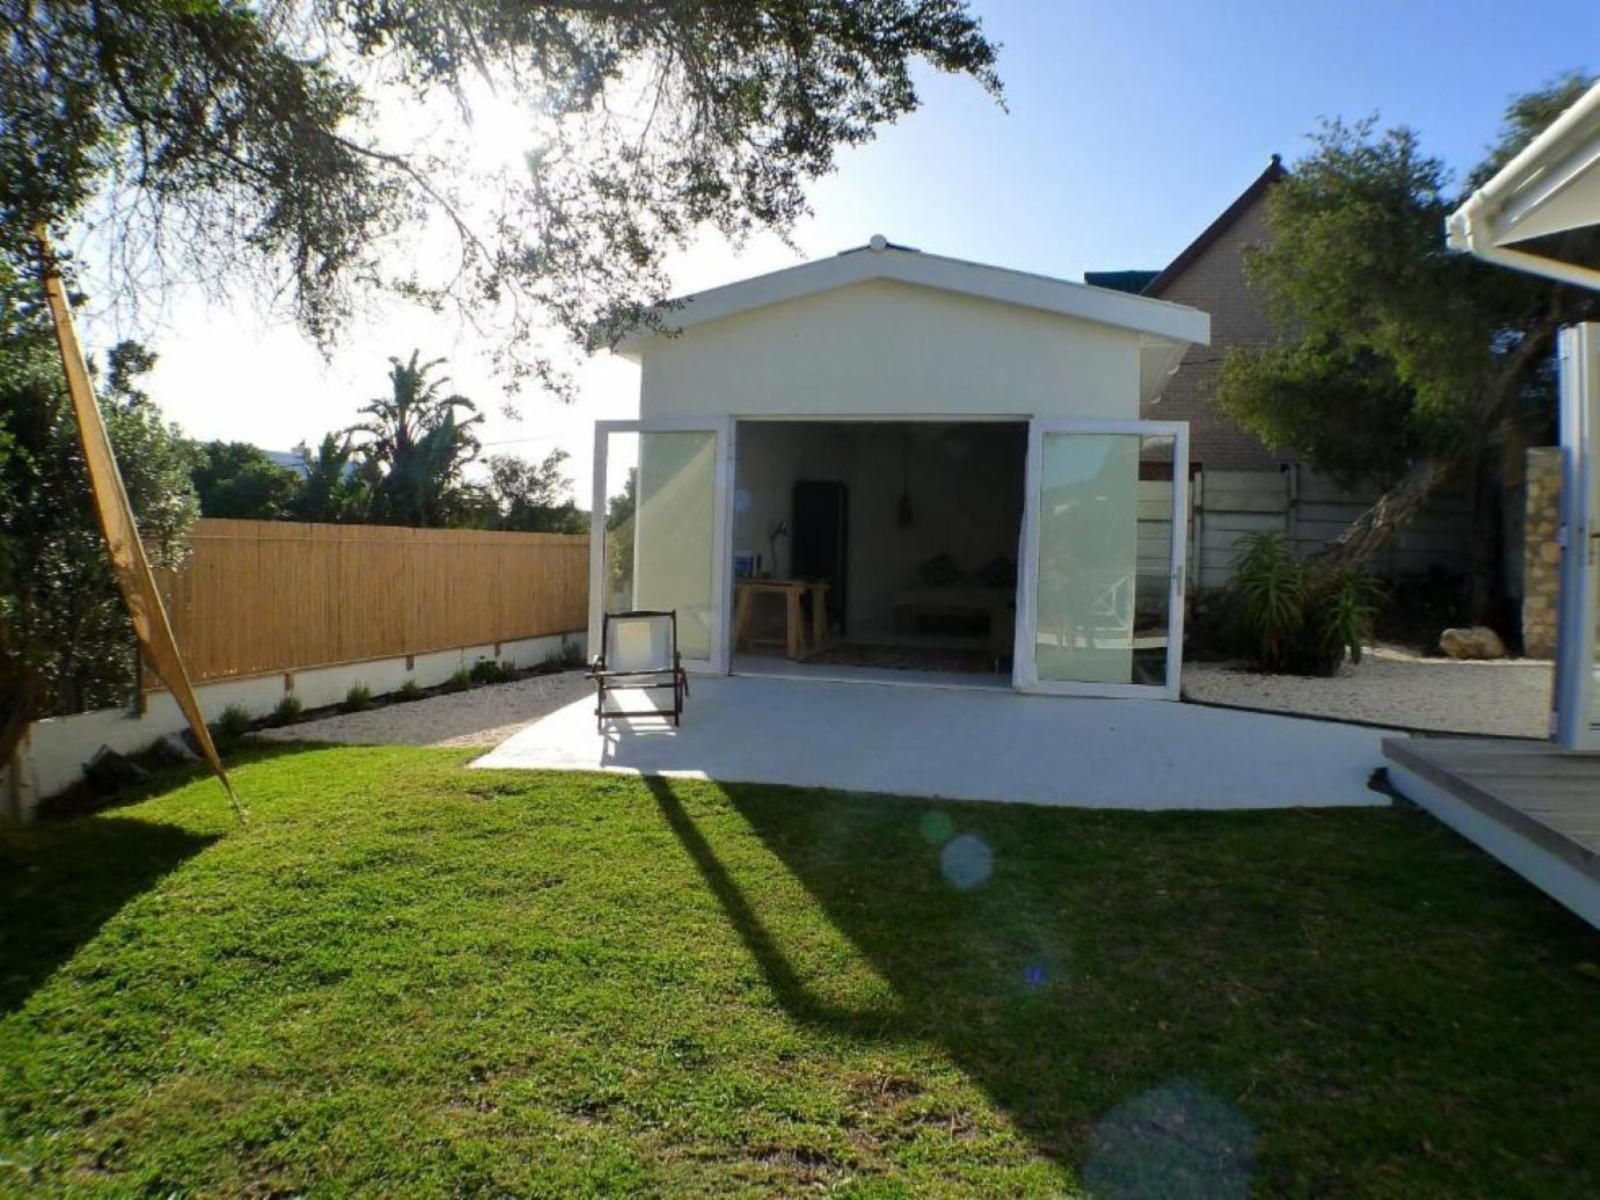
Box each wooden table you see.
[733,579,829,660]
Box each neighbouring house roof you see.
[612,239,1210,359]
[1082,269,1160,294]
[1143,155,1286,298]
[1447,78,1600,290]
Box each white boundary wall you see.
[1134,467,1475,593]
[2,630,585,822]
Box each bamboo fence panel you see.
[155,519,589,682]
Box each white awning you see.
[1447,80,1600,289]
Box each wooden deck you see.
[1383,736,1600,927]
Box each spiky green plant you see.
[1227,533,1382,675]
[269,694,304,726]
[341,683,374,713]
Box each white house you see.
[591,237,1210,699]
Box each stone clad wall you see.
[1523,447,1562,659]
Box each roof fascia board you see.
[1446,80,1600,288]
[614,249,1208,358]
[1461,79,1600,243]
[1492,129,1600,242]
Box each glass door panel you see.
[1555,324,1600,748]
[1018,421,1187,698]
[591,420,729,672]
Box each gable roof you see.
[611,240,1210,360]
[1143,155,1285,297]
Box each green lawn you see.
[2,745,1599,1198]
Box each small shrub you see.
[341,682,374,713]
[396,679,425,702]
[270,694,304,726]
[559,638,585,669]
[444,667,472,693]
[1227,533,1382,676]
[212,703,253,749]
[469,657,513,686]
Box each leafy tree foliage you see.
[1220,76,1600,595]
[191,441,300,519]
[5,0,1001,390]
[604,465,638,600]
[0,264,197,716]
[346,351,483,526]
[479,450,585,533]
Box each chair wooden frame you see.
[588,609,690,731]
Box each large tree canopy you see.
[1219,75,1600,604]
[191,440,301,519]
[0,260,198,716]
[3,0,1001,389]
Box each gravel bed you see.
[256,649,1551,749]
[1183,646,1552,738]
[255,670,591,748]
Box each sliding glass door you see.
[1555,324,1600,749]
[1015,420,1188,698]
[590,418,733,673]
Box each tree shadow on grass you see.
[645,773,1600,1197]
[0,815,218,1015]
[644,774,1160,1179]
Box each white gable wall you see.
[638,280,1141,422]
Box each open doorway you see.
[730,420,1026,686]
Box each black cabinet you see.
[790,480,848,636]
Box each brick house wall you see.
[1143,168,1287,472]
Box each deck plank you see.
[1382,736,1600,879]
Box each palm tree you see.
[347,352,484,527]
[288,433,368,523]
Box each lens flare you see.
[939,833,992,890]
[918,810,956,845]
[1083,1079,1256,1199]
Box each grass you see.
[2,746,1599,1197]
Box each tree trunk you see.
[0,633,41,806]
[1314,456,1453,569]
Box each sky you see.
[78,0,1600,503]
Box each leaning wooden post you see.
[34,229,244,820]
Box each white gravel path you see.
[255,670,592,748]
[1183,646,1552,738]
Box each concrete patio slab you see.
[471,675,1394,810]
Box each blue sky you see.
[794,0,1598,283]
[115,0,1600,494]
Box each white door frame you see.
[589,416,735,674]
[1014,418,1189,700]
[1554,324,1599,749]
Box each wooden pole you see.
[34,229,243,819]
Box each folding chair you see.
[588,610,690,731]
